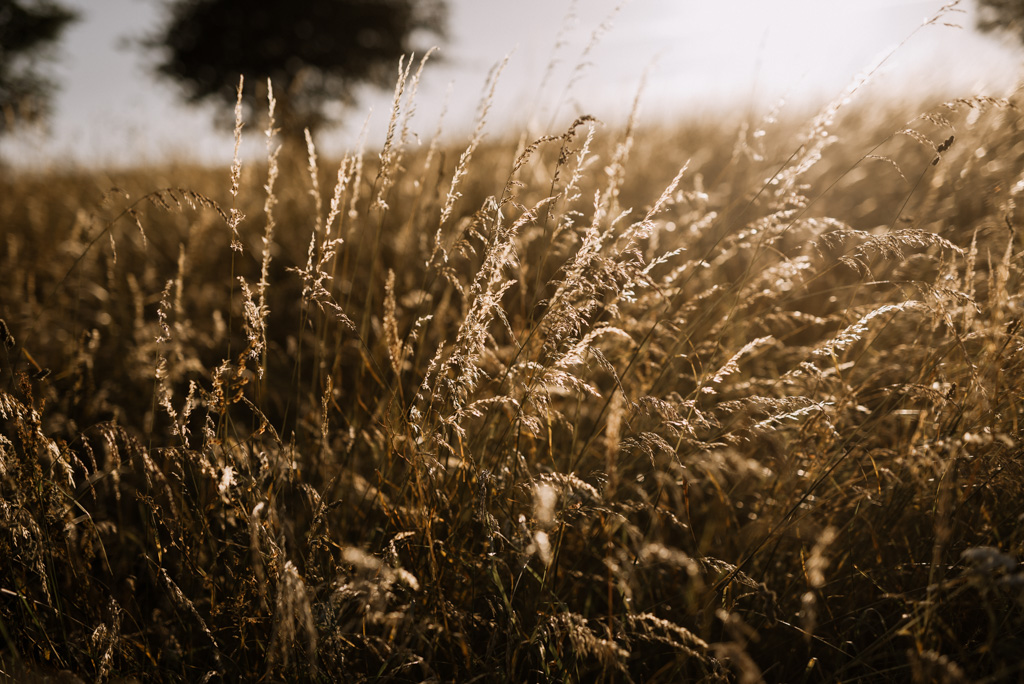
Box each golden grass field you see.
[2,45,1024,682]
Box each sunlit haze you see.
[3,0,1021,168]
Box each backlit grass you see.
[2,38,1024,684]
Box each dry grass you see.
[2,34,1024,683]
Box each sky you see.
[3,0,1022,169]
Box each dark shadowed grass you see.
[2,60,1024,683]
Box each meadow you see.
[2,41,1024,682]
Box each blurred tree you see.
[0,0,77,136]
[147,0,447,144]
[977,0,1024,44]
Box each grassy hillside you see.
[2,63,1024,682]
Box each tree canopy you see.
[147,0,447,141]
[977,0,1024,44]
[0,0,77,136]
